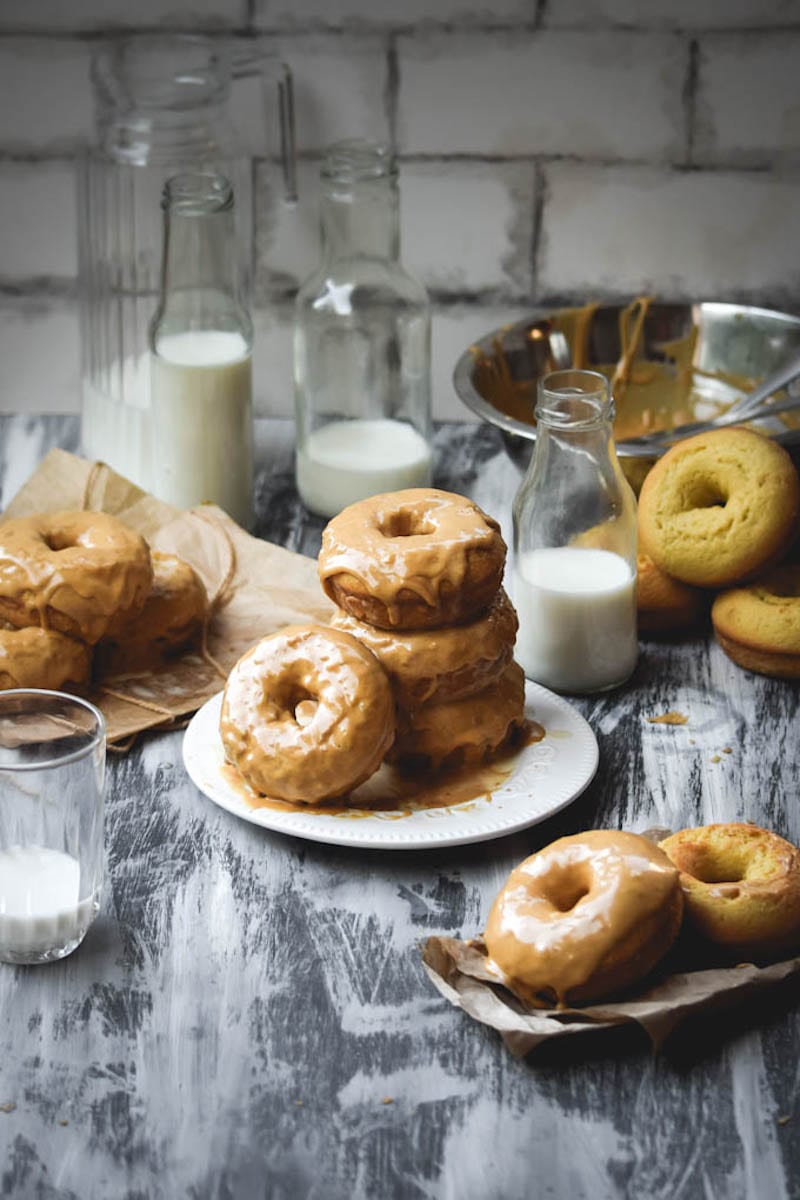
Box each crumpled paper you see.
[2,449,333,744]
[422,934,800,1056]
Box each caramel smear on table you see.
[222,720,545,818]
[647,711,689,726]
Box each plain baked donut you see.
[95,552,208,676]
[387,660,526,770]
[220,625,395,804]
[637,428,800,588]
[0,511,153,644]
[0,624,91,692]
[484,830,683,1006]
[331,587,518,709]
[711,564,800,678]
[318,488,507,630]
[660,823,800,956]
[637,553,709,637]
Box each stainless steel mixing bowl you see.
[452,301,800,482]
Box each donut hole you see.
[541,863,592,912]
[378,509,435,539]
[680,843,747,885]
[266,682,319,726]
[686,479,728,511]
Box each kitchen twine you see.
[81,460,239,750]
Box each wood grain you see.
[0,415,798,1200]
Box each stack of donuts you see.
[219,488,527,806]
[635,427,800,678]
[0,510,207,691]
[319,488,526,771]
[483,821,800,1008]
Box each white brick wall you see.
[1,0,800,422]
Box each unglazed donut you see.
[637,553,708,637]
[660,823,800,956]
[711,564,800,679]
[0,512,153,644]
[331,587,518,709]
[388,661,526,770]
[220,625,395,804]
[318,488,507,630]
[0,624,91,691]
[484,830,683,1006]
[95,552,208,676]
[638,428,800,588]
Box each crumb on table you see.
[647,711,689,726]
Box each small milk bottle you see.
[512,369,638,694]
[149,171,254,527]
[293,140,433,518]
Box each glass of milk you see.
[0,691,106,965]
[512,369,639,694]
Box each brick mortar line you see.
[2,23,800,39]
[254,151,782,172]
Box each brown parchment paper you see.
[422,935,800,1057]
[2,449,334,743]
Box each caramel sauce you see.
[220,719,545,819]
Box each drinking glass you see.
[0,690,106,965]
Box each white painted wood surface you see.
[1,415,799,1199]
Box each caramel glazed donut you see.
[660,824,800,957]
[0,511,153,644]
[95,551,208,676]
[331,587,519,709]
[637,427,800,589]
[318,488,507,630]
[0,623,91,692]
[388,660,526,771]
[220,625,395,804]
[484,830,684,1006]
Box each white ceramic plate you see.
[183,684,598,850]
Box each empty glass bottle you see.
[293,140,433,518]
[512,369,638,694]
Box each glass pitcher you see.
[78,35,295,492]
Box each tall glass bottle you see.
[293,139,433,518]
[512,369,638,694]
[149,170,254,527]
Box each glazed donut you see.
[638,428,800,588]
[0,512,153,644]
[95,552,208,676]
[484,830,684,1006]
[331,587,518,710]
[637,553,709,637]
[0,624,91,692]
[318,488,506,630]
[711,564,800,679]
[220,625,395,804]
[660,824,800,956]
[388,661,526,770]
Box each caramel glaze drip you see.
[484,830,680,1006]
[330,587,518,707]
[318,489,506,625]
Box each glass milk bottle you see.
[149,171,254,527]
[293,140,433,518]
[512,369,638,694]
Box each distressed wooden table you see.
[1,414,799,1200]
